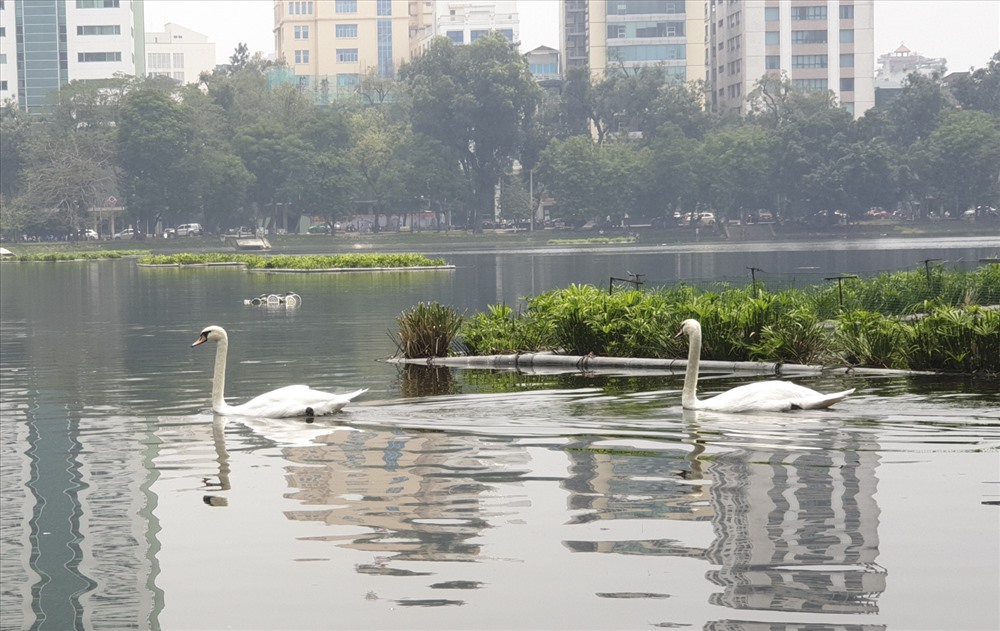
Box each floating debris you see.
[244,292,301,307]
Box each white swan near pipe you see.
[675,319,854,412]
[192,325,366,418]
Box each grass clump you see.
[393,302,465,359]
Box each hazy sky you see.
[143,0,999,72]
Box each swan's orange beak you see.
[192,333,208,348]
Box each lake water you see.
[1,237,998,631]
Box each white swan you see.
[675,319,854,412]
[192,325,366,418]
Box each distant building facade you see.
[144,22,215,85]
[558,1,875,118]
[560,0,706,83]
[272,0,411,96]
[873,43,946,107]
[706,0,875,117]
[1,0,145,112]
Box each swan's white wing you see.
[699,381,854,412]
[231,385,367,418]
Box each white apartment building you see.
[145,22,215,85]
[1,0,144,112]
[707,0,875,117]
[430,0,518,48]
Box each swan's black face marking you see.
[192,331,209,348]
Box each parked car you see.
[113,228,138,240]
[79,228,99,240]
[176,223,203,237]
[307,224,331,234]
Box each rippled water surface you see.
[1,242,998,631]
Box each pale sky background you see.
[143,0,1000,72]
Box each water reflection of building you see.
[561,434,713,557]
[705,447,885,615]
[282,429,526,566]
[557,418,886,618]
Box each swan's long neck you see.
[682,326,701,409]
[212,337,234,413]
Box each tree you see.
[923,110,1000,214]
[699,125,776,220]
[401,33,541,231]
[117,88,198,232]
[948,50,1000,118]
[537,135,648,228]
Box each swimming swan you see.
[675,318,854,412]
[192,325,366,418]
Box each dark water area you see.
[1,237,998,630]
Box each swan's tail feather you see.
[342,388,368,401]
[800,388,855,409]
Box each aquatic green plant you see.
[451,267,1000,373]
[393,302,465,359]
[11,250,150,262]
[136,252,446,269]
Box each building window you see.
[335,0,356,13]
[840,5,854,19]
[294,49,310,64]
[791,6,826,21]
[173,53,184,68]
[336,24,357,38]
[607,44,686,62]
[337,48,358,62]
[148,52,170,69]
[529,62,557,75]
[840,77,854,92]
[0,26,4,36]
[791,30,827,44]
[610,0,684,15]
[608,24,625,39]
[499,29,514,42]
[0,81,7,91]
[337,73,359,87]
[765,55,780,70]
[376,0,391,16]
[792,78,828,91]
[76,0,120,7]
[288,1,313,14]
[765,31,779,45]
[0,53,6,64]
[764,7,779,21]
[842,102,854,115]
[78,52,122,62]
[446,30,463,44]
[792,54,828,69]
[172,72,184,82]
[840,53,854,68]
[377,18,393,77]
[840,29,854,43]
[77,25,121,35]
[294,25,310,39]
[470,29,488,42]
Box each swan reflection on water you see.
[196,383,886,617]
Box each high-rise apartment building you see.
[273,0,410,94]
[707,0,874,117]
[560,0,874,118]
[1,0,144,112]
[145,22,215,85]
[560,0,706,83]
